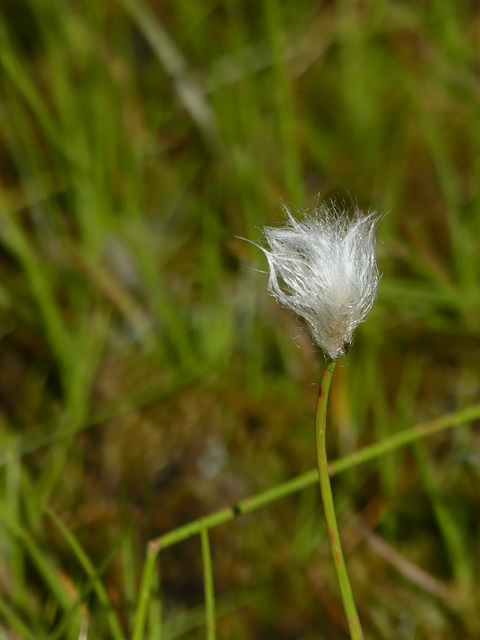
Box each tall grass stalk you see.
[132,540,161,640]
[200,519,217,640]
[315,359,363,639]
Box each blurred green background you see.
[0,0,479,638]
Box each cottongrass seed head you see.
[259,201,381,359]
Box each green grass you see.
[0,0,479,638]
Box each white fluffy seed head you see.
[259,201,381,359]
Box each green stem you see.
[315,359,364,640]
[200,519,216,640]
[132,539,161,640]
[148,558,163,640]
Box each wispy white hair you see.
[259,202,381,359]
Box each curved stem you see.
[315,359,364,640]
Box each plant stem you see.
[132,539,162,640]
[200,519,216,640]
[315,359,364,640]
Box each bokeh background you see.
[1,1,479,638]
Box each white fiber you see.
[259,201,381,359]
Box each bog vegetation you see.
[0,1,479,638]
